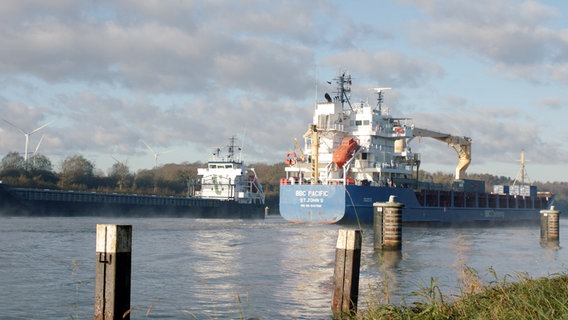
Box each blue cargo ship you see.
[279,72,553,224]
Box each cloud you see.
[402,0,568,83]
[0,1,323,95]
[324,50,444,88]
[0,0,567,182]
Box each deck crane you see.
[304,124,319,184]
[410,127,472,180]
[293,138,306,162]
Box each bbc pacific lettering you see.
[308,190,328,197]
[295,190,329,197]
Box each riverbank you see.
[356,268,568,319]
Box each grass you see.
[351,267,568,320]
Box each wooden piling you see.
[373,196,404,250]
[540,209,548,240]
[94,224,132,320]
[373,202,383,250]
[332,229,362,317]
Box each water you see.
[0,215,567,319]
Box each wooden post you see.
[373,202,383,250]
[94,224,132,320]
[373,195,404,250]
[332,229,362,317]
[540,208,548,240]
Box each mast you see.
[337,72,353,111]
[512,150,531,187]
[374,87,391,114]
[226,136,240,162]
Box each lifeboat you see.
[285,152,297,165]
[333,137,359,168]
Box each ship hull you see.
[279,184,549,224]
[0,184,266,219]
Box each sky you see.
[1,0,568,182]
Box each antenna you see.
[141,140,172,169]
[3,119,52,169]
[373,87,391,114]
[338,72,354,111]
[226,136,241,161]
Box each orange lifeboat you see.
[285,152,297,165]
[333,137,359,168]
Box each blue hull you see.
[279,184,548,224]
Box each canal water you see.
[0,215,566,319]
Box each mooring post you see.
[373,195,404,250]
[540,206,560,242]
[331,229,362,317]
[94,224,132,320]
[540,208,548,240]
[373,200,383,250]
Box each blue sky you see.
[1,0,567,182]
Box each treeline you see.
[0,151,286,209]
[1,151,566,212]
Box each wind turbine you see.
[141,140,173,169]
[30,135,45,168]
[33,135,45,156]
[3,119,52,169]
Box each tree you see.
[59,155,95,189]
[133,169,155,193]
[28,153,53,172]
[108,161,133,191]
[1,151,24,172]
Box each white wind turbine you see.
[141,140,173,169]
[3,119,52,169]
[33,135,45,155]
[30,135,45,167]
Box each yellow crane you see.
[411,127,472,180]
[303,124,319,184]
[293,138,306,162]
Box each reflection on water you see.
[0,216,567,318]
[359,223,566,307]
[277,224,337,319]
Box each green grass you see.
[352,267,568,320]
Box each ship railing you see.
[327,178,349,185]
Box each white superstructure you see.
[284,72,472,187]
[285,72,419,187]
[196,137,265,204]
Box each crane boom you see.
[293,138,306,162]
[411,127,472,180]
[303,124,319,184]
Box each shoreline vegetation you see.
[1,152,567,214]
[352,267,568,320]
